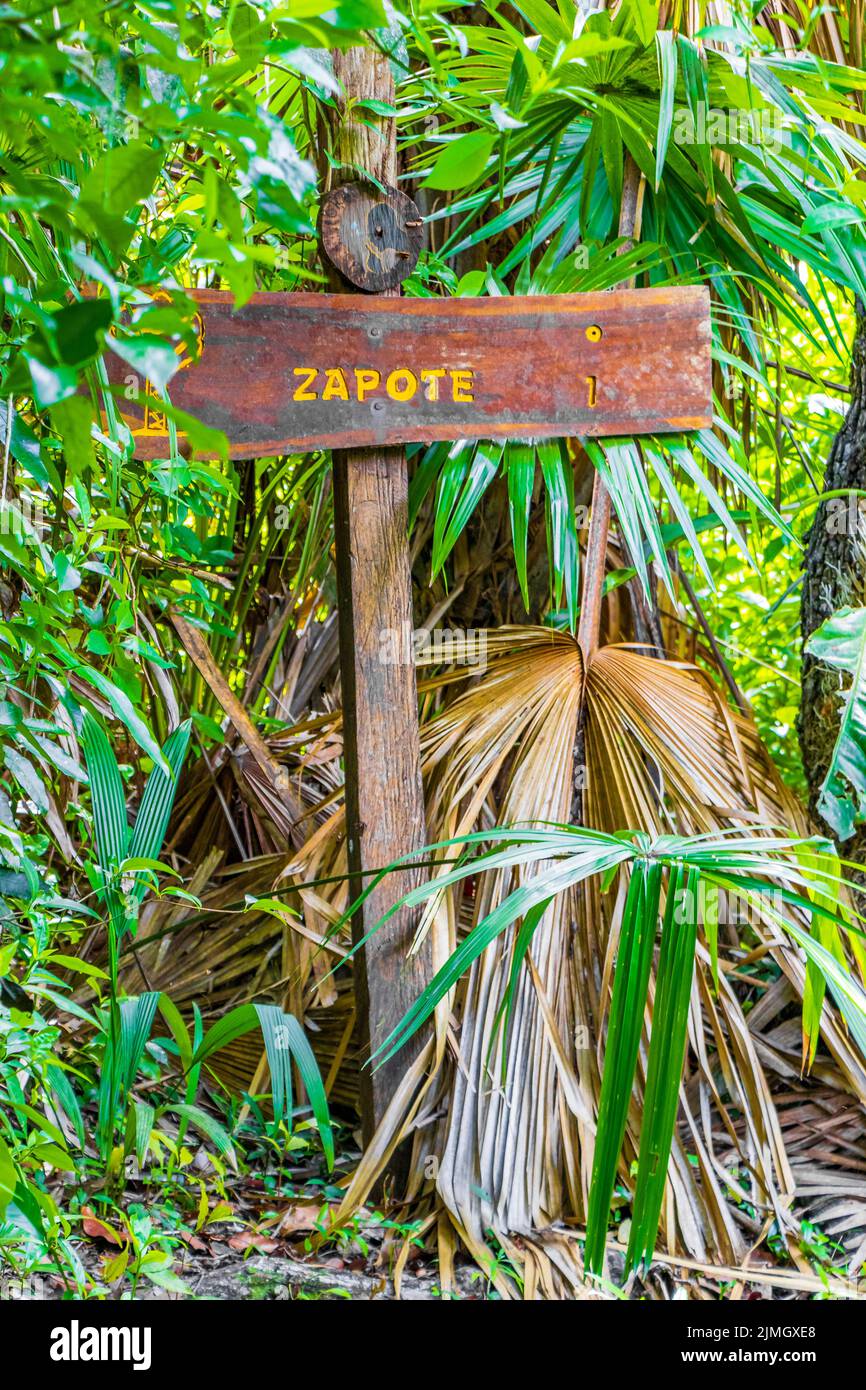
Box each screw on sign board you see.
[103,286,712,458]
[318,182,424,292]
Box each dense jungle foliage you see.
[3,0,866,1302]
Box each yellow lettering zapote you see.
[292,367,476,403]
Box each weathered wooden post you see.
[325,44,433,1151]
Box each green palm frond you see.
[400,1,866,614]
[353,820,866,1276]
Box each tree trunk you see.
[799,302,866,862]
[329,45,432,1170]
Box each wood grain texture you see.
[329,45,431,1156]
[106,286,713,459]
[333,447,431,1141]
[319,182,423,291]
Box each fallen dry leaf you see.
[228,1231,280,1254]
[81,1207,123,1246]
[277,1203,326,1235]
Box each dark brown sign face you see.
[106,287,712,459]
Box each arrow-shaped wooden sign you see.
[107,285,712,457]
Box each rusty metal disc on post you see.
[319,182,423,292]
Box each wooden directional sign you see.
[107,286,712,459]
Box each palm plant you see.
[346,818,866,1276]
[233,2,860,1292]
[78,710,332,1171]
[67,0,866,1294]
[271,629,855,1288]
[401,0,866,599]
[5,0,866,1300]
[79,710,192,1157]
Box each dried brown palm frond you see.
[140,626,866,1295]
[282,629,863,1291]
[581,644,866,1269]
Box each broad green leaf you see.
[128,1102,155,1169]
[505,441,535,610]
[128,722,192,905]
[158,993,193,1073]
[0,1134,16,1215]
[796,842,848,1068]
[585,861,661,1275]
[423,133,497,191]
[192,1003,333,1167]
[47,1063,85,1150]
[805,606,866,839]
[119,992,161,1091]
[254,1003,334,1168]
[108,333,181,393]
[79,710,128,868]
[2,747,49,814]
[626,866,698,1273]
[654,31,677,188]
[50,396,96,478]
[79,141,163,219]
